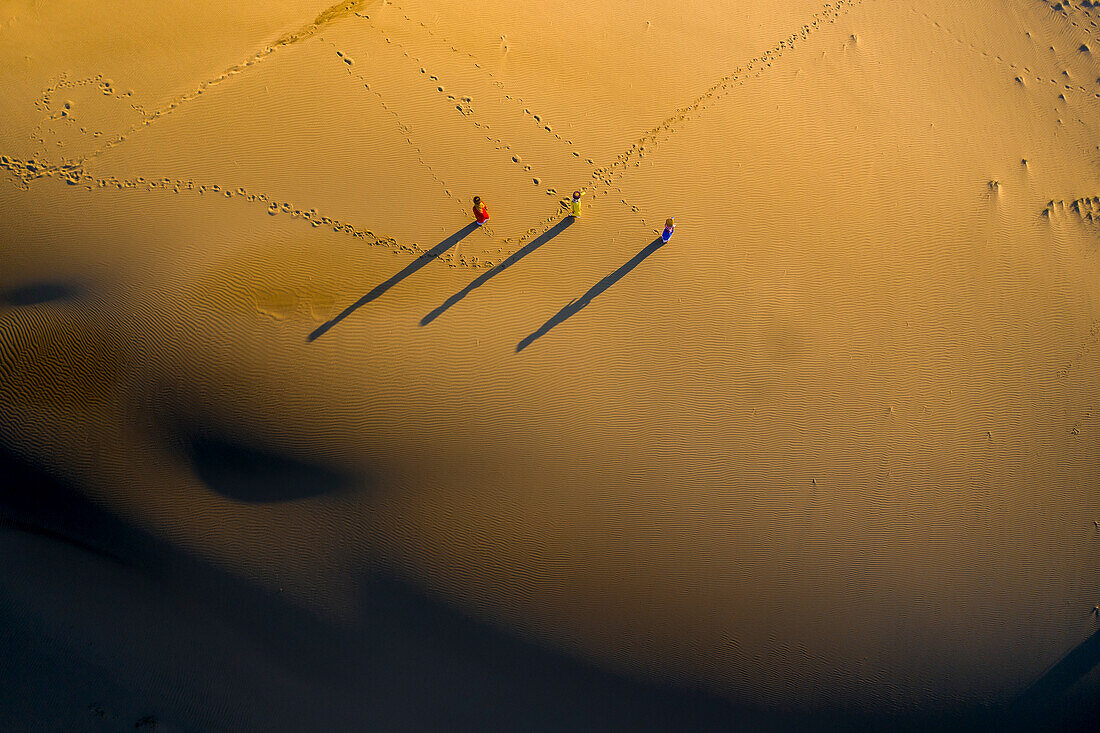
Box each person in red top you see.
[473,196,489,225]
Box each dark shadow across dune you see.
[0,445,127,565]
[1008,627,1100,732]
[1,447,1097,730]
[517,236,668,352]
[188,435,354,502]
[0,442,758,731]
[308,222,479,341]
[421,217,574,326]
[1,281,82,306]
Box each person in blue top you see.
[661,217,675,243]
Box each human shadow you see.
[421,217,574,326]
[516,236,667,352]
[308,222,479,342]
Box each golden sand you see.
[1,0,1098,725]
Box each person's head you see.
[665,217,675,228]
[573,191,581,201]
[473,196,481,206]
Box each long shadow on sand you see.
[421,217,574,326]
[307,222,479,342]
[517,236,667,352]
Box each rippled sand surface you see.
[2,1,1099,730]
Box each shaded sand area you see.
[2,0,1100,729]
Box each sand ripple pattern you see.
[1057,320,1100,380]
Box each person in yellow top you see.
[569,190,585,218]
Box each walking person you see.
[569,190,585,218]
[661,217,675,243]
[473,196,489,226]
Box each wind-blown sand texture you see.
[1,0,1099,729]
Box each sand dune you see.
[2,0,1099,729]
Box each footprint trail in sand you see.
[29,1,378,172]
[11,0,1080,275]
[0,0,880,270]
